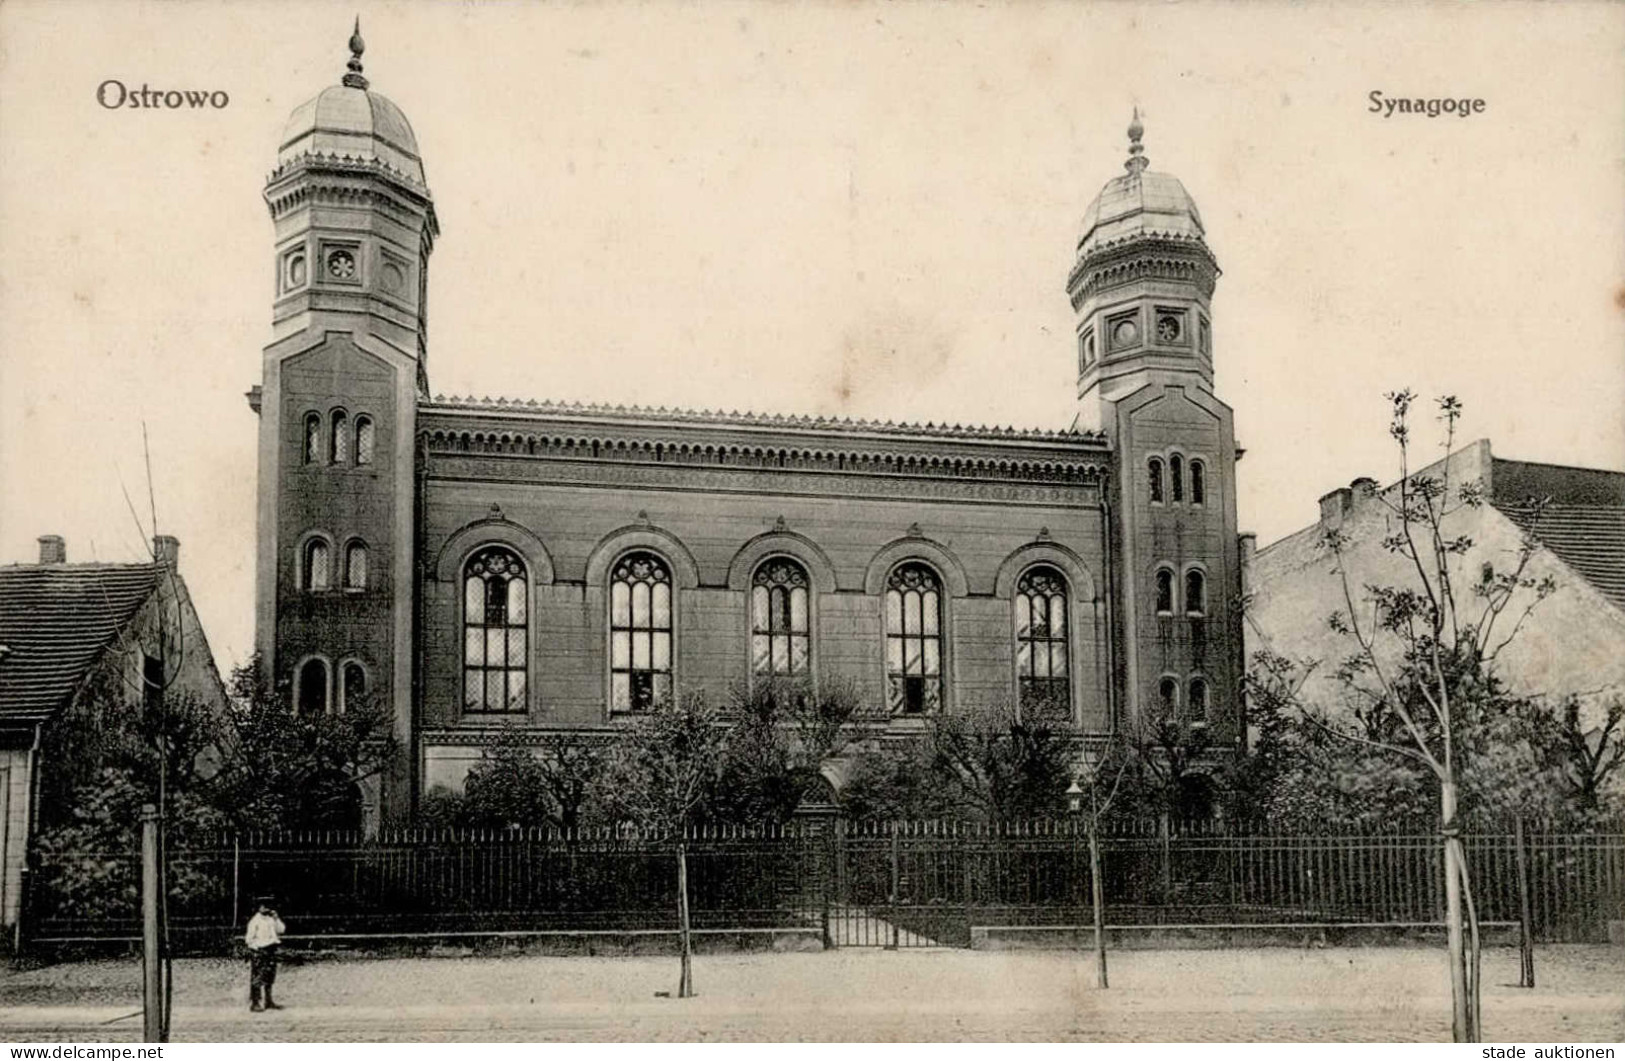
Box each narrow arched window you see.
[752,558,810,677]
[355,416,375,465]
[1158,676,1179,714]
[304,413,322,465]
[885,563,942,715]
[298,658,330,716]
[330,410,349,463]
[1185,569,1206,617]
[1190,460,1206,505]
[610,552,672,713]
[1154,568,1174,615]
[304,539,331,591]
[1148,458,1165,504]
[1188,677,1210,722]
[345,541,368,590]
[1170,454,1184,502]
[341,661,367,714]
[463,547,528,713]
[1016,566,1069,719]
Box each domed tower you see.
[1070,113,1241,742]
[252,23,435,826]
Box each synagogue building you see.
[250,29,1248,825]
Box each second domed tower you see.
[1069,113,1219,435]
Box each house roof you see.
[1489,456,1625,613]
[0,563,160,727]
[1499,502,1625,613]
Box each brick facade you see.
[252,42,1247,823]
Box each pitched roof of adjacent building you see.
[1492,457,1625,612]
[0,563,159,727]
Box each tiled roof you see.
[422,394,1102,446]
[1499,502,1625,613]
[0,564,159,726]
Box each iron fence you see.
[22,818,1625,950]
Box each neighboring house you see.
[0,535,227,945]
[1244,439,1625,723]
[251,29,1251,825]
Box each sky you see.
[1,0,1622,673]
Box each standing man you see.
[244,896,286,1012]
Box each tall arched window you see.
[463,547,528,713]
[885,563,942,715]
[1190,460,1206,505]
[1015,566,1070,718]
[304,413,322,465]
[345,541,368,590]
[355,416,375,465]
[752,558,810,677]
[1185,569,1207,617]
[1148,458,1165,503]
[1169,454,1184,502]
[341,661,367,714]
[1188,677,1210,722]
[610,552,672,713]
[298,658,330,716]
[330,410,349,463]
[304,539,331,591]
[1154,568,1174,615]
[1158,676,1179,715]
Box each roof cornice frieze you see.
[419,395,1104,451]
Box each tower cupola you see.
[1068,113,1218,433]
[263,21,438,379]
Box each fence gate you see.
[825,823,971,948]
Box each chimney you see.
[37,535,65,564]
[1350,476,1378,507]
[1317,487,1353,531]
[152,535,180,569]
[1238,532,1257,594]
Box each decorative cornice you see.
[1067,232,1219,308]
[421,394,1104,447]
[423,450,1106,507]
[265,151,435,218]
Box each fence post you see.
[1514,815,1535,988]
[231,835,241,934]
[887,824,900,951]
[141,804,163,1044]
[1158,812,1172,901]
[820,826,833,950]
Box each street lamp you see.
[1066,779,1084,816]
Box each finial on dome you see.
[343,17,369,90]
[1125,106,1148,176]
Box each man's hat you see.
[253,895,276,906]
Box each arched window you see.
[1188,677,1210,722]
[1148,458,1165,503]
[1154,568,1174,615]
[1158,676,1179,714]
[1170,454,1184,502]
[885,563,942,715]
[610,552,672,713]
[330,410,349,463]
[1185,569,1207,617]
[752,558,810,677]
[1190,460,1206,505]
[341,661,367,714]
[463,547,528,713]
[304,413,322,465]
[304,539,331,591]
[297,658,330,716]
[1015,566,1070,718]
[345,541,368,590]
[355,416,375,465]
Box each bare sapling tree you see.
[600,692,736,998]
[1068,729,1129,989]
[1303,390,1553,1042]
